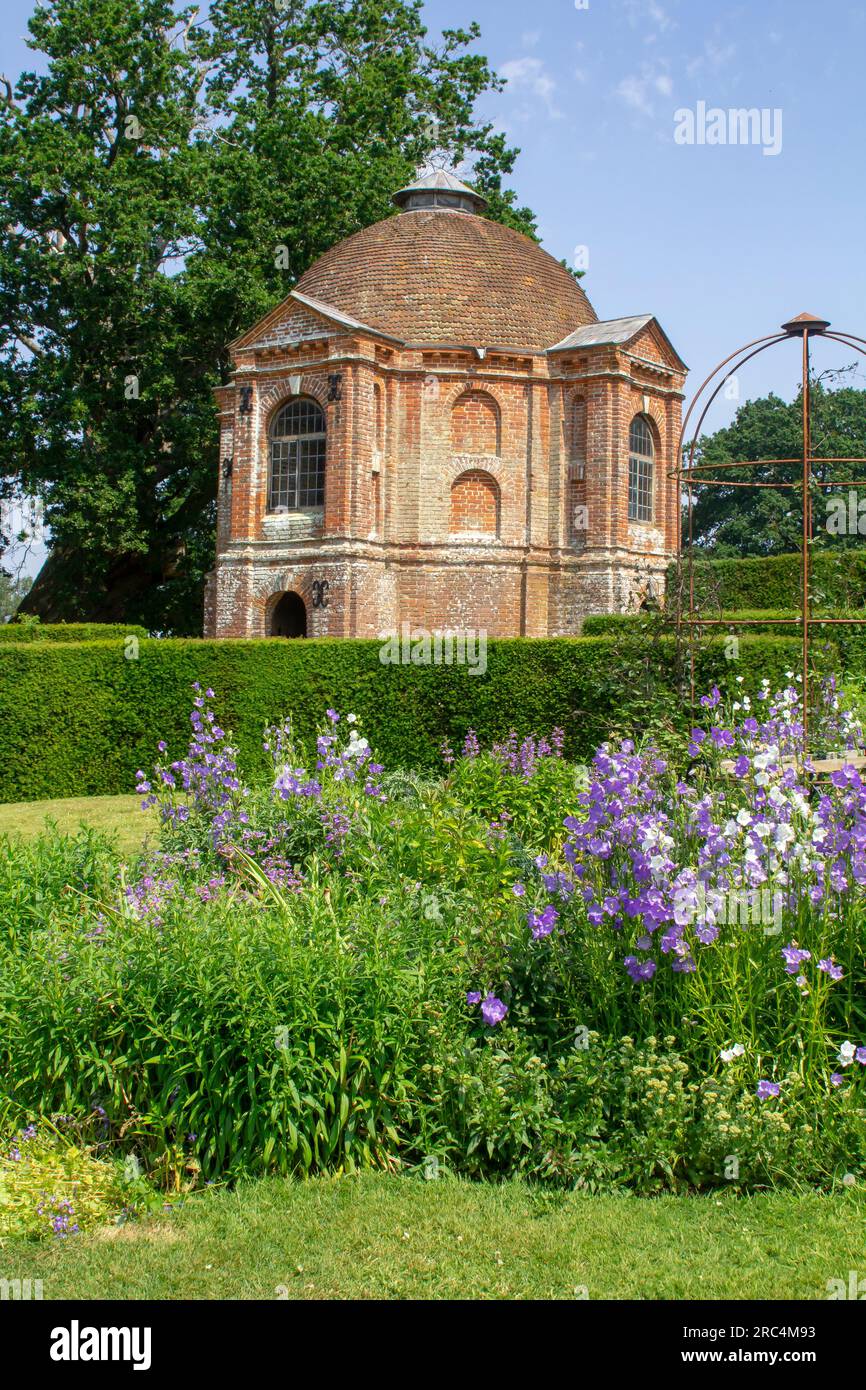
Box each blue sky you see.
[419,0,866,413]
[3,0,865,573]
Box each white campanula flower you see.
[720,1043,745,1063]
[838,1041,857,1067]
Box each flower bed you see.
[1,673,864,1194]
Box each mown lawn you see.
[0,794,151,855]
[4,1174,864,1300]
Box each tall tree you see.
[0,0,536,632]
[685,377,866,557]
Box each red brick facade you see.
[204,178,686,639]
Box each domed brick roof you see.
[293,206,597,351]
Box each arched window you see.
[570,396,586,476]
[373,382,384,453]
[628,414,654,523]
[569,396,587,544]
[269,398,325,512]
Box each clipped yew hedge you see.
[0,622,148,643]
[583,610,866,675]
[584,609,800,637]
[0,634,813,803]
[666,552,866,611]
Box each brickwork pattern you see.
[450,470,500,535]
[206,210,687,641]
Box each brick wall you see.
[209,300,686,640]
[450,469,500,534]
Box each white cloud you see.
[614,64,674,118]
[686,37,738,78]
[500,56,562,119]
[616,74,655,116]
[625,0,674,32]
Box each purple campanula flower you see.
[480,994,508,1026]
[817,957,844,981]
[757,1079,781,1100]
[529,903,559,940]
[781,943,811,974]
[624,955,656,982]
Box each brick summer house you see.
[204,171,687,639]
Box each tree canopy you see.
[0,0,536,631]
[685,378,866,557]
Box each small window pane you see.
[272,399,325,438]
[628,415,654,523]
[268,397,325,511]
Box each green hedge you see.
[583,609,866,677]
[0,623,148,643]
[0,635,812,803]
[666,552,866,610]
[584,609,800,636]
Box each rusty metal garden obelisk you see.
[675,313,866,757]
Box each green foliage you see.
[585,609,804,636]
[0,832,468,1184]
[585,607,866,685]
[668,551,866,610]
[0,622,147,643]
[685,382,866,556]
[0,1116,160,1238]
[0,0,535,630]
[0,634,808,801]
[0,573,31,622]
[3,651,866,1195]
[2,806,864,1192]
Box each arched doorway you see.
[270,591,307,637]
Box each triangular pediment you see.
[547,314,686,372]
[231,290,403,352]
[628,319,688,373]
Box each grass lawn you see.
[4,1174,864,1300]
[0,794,151,855]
